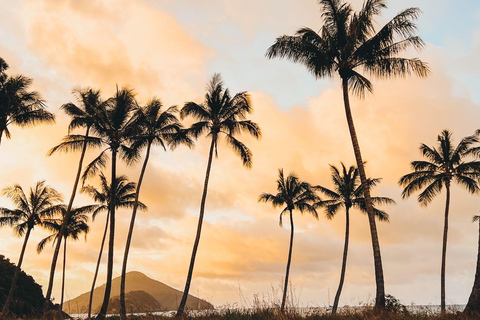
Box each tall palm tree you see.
[266,0,429,308]
[465,215,480,314]
[0,57,55,145]
[119,99,192,320]
[0,181,62,317]
[176,73,261,317]
[45,87,102,309]
[82,172,146,320]
[50,87,139,319]
[37,205,93,314]
[315,163,394,313]
[259,169,319,313]
[399,130,480,313]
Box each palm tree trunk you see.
[464,220,480,314]
[120,142,152,320]
[176,138,216,317]
[60,238,67,317]
[341,79,385,309]
[1,227,32,317]
[45,127,91,311]
[96,149,117,320]
[441,183,450,314]
[332,207,350,314]
[88,212,110,320]
[281,209,295,313]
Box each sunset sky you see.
[1,0,480,310]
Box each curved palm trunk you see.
[45,127,91,312]
[96,149,117,320]
[464,220,480,314]
[281,209,295,313]
[332,207,350,314]
[1,227,32,317]
[60,239,67,317]
[87,212,110,320]
[176,138,216,317]
[341,79,385,309]
[441,184,450,314]
[120,142,152,320]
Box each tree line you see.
[1,0,480,318]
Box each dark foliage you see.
[0,255,44,317]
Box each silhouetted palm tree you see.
[119,99,192,320]
[266,0,429,308]
[82,173,146,320]
[315,163,394,313]
[45,87,102,308]
[176,74,261,317]
[399,130,480,313]
[465,215,480,314]
[0,57,55,145]
[0,181,62,317]
[50,87,139,319]
[259,169,319,313]
[38,205,94,314]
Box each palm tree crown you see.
[181,73,261,167]
[316,163,393,220]
[399,130,480,204]
[266,0,429,97]
[259,169,320,225]
[0,181,63,233]
[0,57,55,143]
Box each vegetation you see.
[399,130,480,313]
[176,73,261,317]
[266,0,429,309]
[0,181,62,317]
[259,169,319,313]
[44,87,102,310]
[315,164,394,313]
[465,215,480,314]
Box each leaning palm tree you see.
[259,169,319,313]
[119,99,192,320]
[266,0,429,308]
[0,57,55,145]
[399,130,480,313]
[0,181,62,317]
[82,172,146,320]
[44,87,102,309]
[50,87,139,319]
[37,205,93,314]
[465,215,480,314]
[176,73,261,317]
[315,163,394,313]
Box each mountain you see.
[63,271,213,314]
[107,290,162,314]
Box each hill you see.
[63,271,213,314]
[0,255,45,317]
[107,290,163,314]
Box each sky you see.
[1,0,480,311]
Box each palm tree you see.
[37,205,93,314]
[0,181,62,317]
[315,163,394,313]
[176,73,261,317]
[44,87,102,309]
[119,99,192,320]
[399,130,480,313]
[50,87,139,319]
[81,172,146,320]
[465,215,480,314]
[259,169,319,313]
[266,0,429,308]
[0,57,55,145]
